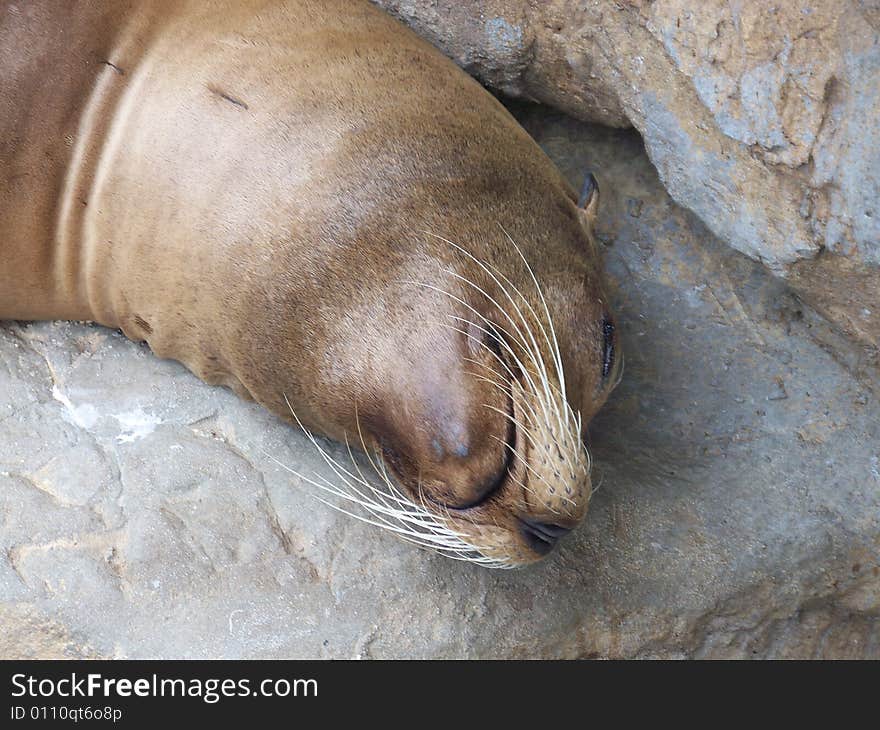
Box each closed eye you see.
[601,316,615,379]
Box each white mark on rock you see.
[228,608,245,636]
[51,385,100,430]
[114,408,163,443]
[484,17,523,52]
[870,456,879,481]
[684,284,708,308]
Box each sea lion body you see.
[1,0,620,565]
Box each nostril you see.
[520,517,572,538]
[518,517,572,554]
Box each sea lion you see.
[0,0,621,567]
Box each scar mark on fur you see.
[207,84,249,110]
[101,61,125,75]
[132,315,153,335]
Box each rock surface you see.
[2,107,878,658]
[375,0,880,351]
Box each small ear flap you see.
[577,172,600,224]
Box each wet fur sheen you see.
[0,0,621,566]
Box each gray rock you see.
[1,107,878,658]
[375,0,880,351]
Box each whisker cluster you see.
[416,227,591,491]
[269,228,592,567]
[265,396,516,569]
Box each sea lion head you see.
[271,171,622,568]
[3,0,615,569]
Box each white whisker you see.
[269,395,516,569]
[420,229,569,438]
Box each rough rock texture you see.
[2,108,877,658]
[375,0,880,351]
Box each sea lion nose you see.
[517,517,573,554]
[381,421,512,509]
[426,396,516,508]
[371,321,515,509]
[443,440,511,508]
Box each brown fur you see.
[0,0,619,565]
